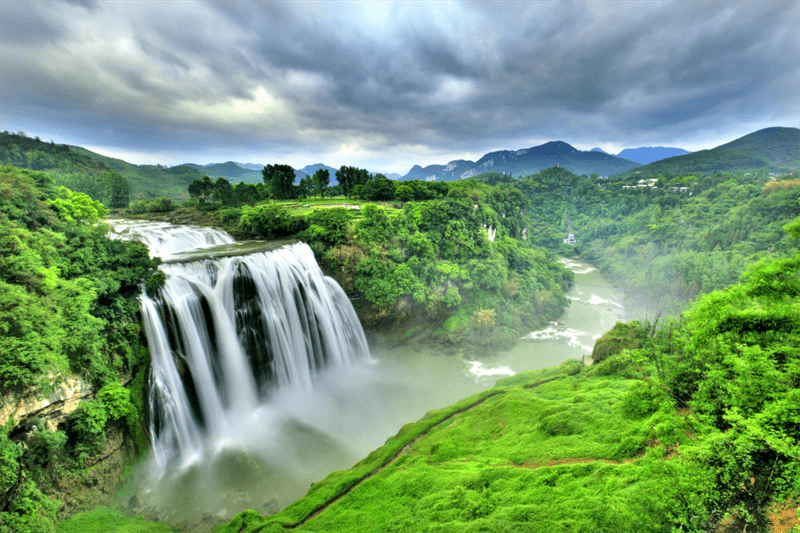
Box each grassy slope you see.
[215,360,693,533]
[622,127,800,177]
[714,126,800,168]
[68,146,204,201]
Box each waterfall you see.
[113,222,371,473]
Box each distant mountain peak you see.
[616,147,691,165]
[589,147,608,154]
[401,140,638,181]
[531,141,578,154]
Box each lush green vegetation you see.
[622,127,799,176]
[1,132,207,205]
[517,166,800,312]
[216,226,800,531]
[2,127,797,531]
[55,507,176,533]
[0,165,164,532]
[216,177,572,352]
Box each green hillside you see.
[68,146,204,201]
[215,240,800,532]
[715,126,800,167]
[622,148,769,176]
[1,132,111,175]
[0,133,205,203]
[177,162,262,184]
[623,127,799,177]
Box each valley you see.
[1,126,799,533]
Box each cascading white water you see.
[113,222,370,475]
[109,220,236,260]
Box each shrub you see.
[539,412,578,436]
[238,204,308,239]
[128,197,175,214]
[220,207,242,226]
[67,401,108,461]
[620,381,668,419]
[591,321,647,363]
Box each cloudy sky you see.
[1,1,798,174]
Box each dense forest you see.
[184,160,800,321]
[212,176,573,352]
[0,166,163,532]
[515,166,800,313]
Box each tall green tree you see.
[335,166,354,197]
[262,164,296,200]
[105,171,131,208]
[335,166,370,198]
[212,177,234,205]
[188,176,214,202]
[312,169,330,199]
[298,176,313,199]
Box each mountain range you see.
[588,146,692,165]
[400,141,641,181]
[2,127,796,202]
[179,142,695,183]
[166,130,800,185]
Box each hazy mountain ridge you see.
[178,161,262,183]
[616,147,692,165]
[400,141,641,181]
[587,146,691,164]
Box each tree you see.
[298,176,313,199]
[361,174,396,201]
[212,177,233,205]
[336,166,354,197]
[105,171,130,208]
[335,166,370,198]
[188,176,214,202]
[313,169,330,199]
[262,164,296,200]
[233,182,260,206]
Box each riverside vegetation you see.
[1,126,799,531]
[0,166,164,532]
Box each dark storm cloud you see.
[0,1,797,168]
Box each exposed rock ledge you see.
[1,376,93,431]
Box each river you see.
[111,222,627,525]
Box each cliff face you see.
[1,376,92,433]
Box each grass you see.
[268,196,401,219]
[55,507,176,533]
[213,360,695,533]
